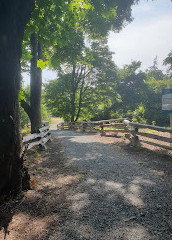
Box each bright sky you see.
[23,0,172,86]
[108,0,172,71]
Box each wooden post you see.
[71,122,74,130]
[69,122,72,130]
[123,120,131,140]
[123,120,140,147]
[73,122,77,131]
[81,122,85,133]
[100,122,105,136]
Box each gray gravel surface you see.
[52,130,172,240]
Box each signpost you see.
[162,89,172,145]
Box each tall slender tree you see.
[21,33,43,133]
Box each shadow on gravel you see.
[1,131,172,240]
[121,145,172,180]
[50,130,172,240]
[0,137,83,240]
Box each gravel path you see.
[52,130,172,240]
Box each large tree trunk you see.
[0,0,35,202]
[30,33,42,133]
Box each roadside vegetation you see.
[23,54,172,128]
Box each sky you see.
[108,0,172,71]
[23,0,172,86]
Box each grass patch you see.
[22,126,30,136]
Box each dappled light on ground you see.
[1,130,172,239]
[55,130,172,239]
[67,193,90,212]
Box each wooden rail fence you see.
[57,119,172,150]
[57,121,100,132]
[99,118,128,136]
[22,121,51,151]
[123,120,172,150]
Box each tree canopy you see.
[21,0,139,130]
[44,39,118,121]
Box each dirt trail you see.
[0,130,172,240]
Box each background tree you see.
[164,50,172,74]
[109,59,171,126]
[111,61,147,119]
[144,62,171,126]
[44,39,118,121]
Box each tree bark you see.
[0,0,35,202]
[71,65,76,122]
[21,100,32,120]
[75,79,85,122]
[21,37,43,133]
[30,34,42,133]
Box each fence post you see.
[131,134,140,147]
[68,122,72,130]
[100,121,106,136]
[123,120,140,147]
[130,127,140,147]
[73,122,76,131]
[123,120,131,140]
[81,122,86,133]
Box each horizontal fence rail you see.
[99,118,128,136]
[123,120,172,150]
[22,121,51,151]
[57,119,172,150]
[57,121,100,133]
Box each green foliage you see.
[21,41,32,73]
[20,106,30,128]
[41,90,52,121]
[22,126,31,137]
[20,0,139,127]
[20,86,51,128]
[21,1,171,128]
[108,59,171,127]
[21,0,138,73]
[163,50,172,73]
[19,89,25,102]
[132,104,147,123]
[146,56,165,80]
[146,76,172,93]
[41,103,51,122]
[144,62,171,126]
[19,88,30,128]
[44,76,72,121]
[22,85,30,103]
[111,61,147,117]
[44,39,118,121]
[37,59,49,70]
